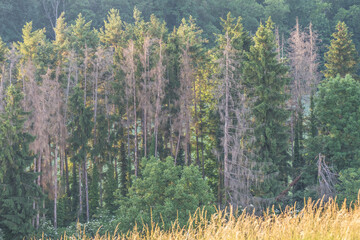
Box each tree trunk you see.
[224,33,230,195]
[84,158,89,222]
[134,82,138,177]
[93,55,99,158]
[194,80,200,167]
[78,163,82,220]
[65,149,70,198]
[36,152,41,228]
[174,130,181,165]
[54,145,58,229]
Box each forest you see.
[0,0,360,239]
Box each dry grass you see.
[43,197,360,240]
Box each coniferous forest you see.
[1,0,360,239]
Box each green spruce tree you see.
[104,162,117,213]
[323,21,358,79]
[0,85,42,239]
[243,17,290,199]
[89,162,100,217]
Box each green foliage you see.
[3,3,360,238]
[68,85,93,165]
[0,37,8,63]
[116,156,214,231]
[0,85,42,239]
[315,74,360,171]
[89,162,100,217]
[243,17,290,197]
[264,0,290,32]
[104,162,117,213]
[323,22,358,78]
[70,163,79,220]
[69,13,99,55]
[15,21,47,64]
[336,168,360,204]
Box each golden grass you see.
[43,197,360,240]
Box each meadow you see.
[37,197,360,240]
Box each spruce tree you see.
[323,21,358,79]
[89,162,100,217]
[243,18,290,199]
[119,140,128,197]
[0,85,42,239]
[68,85,93,221]
[103,162,117,213]
[293,103,305,197]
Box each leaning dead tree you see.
[317,153,338,201]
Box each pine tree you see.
[323,21,358,79]
[0,85,42,239]
[243,17,290,199]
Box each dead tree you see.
[317,153,338,201]
[41,0,65,36]
[122,40,139,176]
[139,37,152,159]
[288,19,319,162]
[151,38,167,157]
[178,42,194,165]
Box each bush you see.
[116,156,215,232]
[336,168,360,204]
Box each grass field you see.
[39,197,360,240]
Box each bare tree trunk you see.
[33,157,37,228]
[199,87,205,178]
[122,41,138,176]
[83,46,89,222]
[54,145,58,229]
[64,54,73,120]
[84,46,88,104]
[134,82,138,177]
[36,152,41,228]
[217,153,223,208]
[223,33,230,196]
[78,163,82,220]
[291,112,295,157]
[65,149,70,198]
[41,0,62,36]
[194,80,200,167]
[93,54,99,154]
[174,131,181,165]
[179,43,193,166]
[153,39,165,158]
[126,100,131,158]
[141,38,150,159]
[84,159,89,222]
